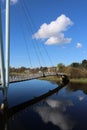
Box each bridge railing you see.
[0,72,68,85]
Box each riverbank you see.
[39,76,60,83]
[70,78,87,84]
[39,76,87,84]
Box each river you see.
[0,79,87,130]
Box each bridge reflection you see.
[0,80,69,130]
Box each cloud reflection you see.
[78,95,85,101]
[35,99,74,130]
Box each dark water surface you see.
[0,79,87,130]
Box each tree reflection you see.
[66,82,87,94]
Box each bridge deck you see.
[0,72,68,87]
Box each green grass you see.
[39,76,87,84]
[39,76,60,82]
[70,78,87,84]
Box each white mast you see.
[0,3,5,88]
[6,0,10,87]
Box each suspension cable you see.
[19,0,44,67]
[21,0,54,67]
[20,0,47,67]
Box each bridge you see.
[0,1,69,88]
[0,2,70,130]
[0,71,68,86]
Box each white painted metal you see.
[0,3,5,88]
[6,0,10,87]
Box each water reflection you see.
[78,95,85,101]
[35,99,74,130]
[0,87,8,130]
[0,81,67,130]
[0,87,8,110]
[0,80,87,130]
[67,82,87,94]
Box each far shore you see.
[39,76,87,84]
[70,78,87,84]
[0,76,87,86]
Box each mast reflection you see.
[0,87,8,130]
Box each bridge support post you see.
[0,3,5,88]
[6,0,10,87]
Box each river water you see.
[0,79,87,130]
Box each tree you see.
[70,62,80,68]
[40,66,48,72]
[57,63,65,72]
[82,59,87,69]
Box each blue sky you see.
[1,0,87,68]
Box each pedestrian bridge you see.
[0,72,68,85]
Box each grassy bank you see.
[39,76,87,84]
[39,76,60,83]
[70,78,87,84]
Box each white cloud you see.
[33,14,73,45]
[1,0,18,4]
[10,0,18,5]
[35,99,74,130]
[46,99,74,109]
[45,34,72,45]
[78,96,84,101]
[1,0,18,13]
[76,42,82,48]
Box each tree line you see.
[5,59,87,78]
[57,59,87,78]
